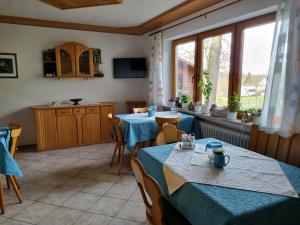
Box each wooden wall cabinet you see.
[55,42,95,78]
[32,103,115,151]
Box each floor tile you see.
[74,212,112,225]
[12,202,57,224]
[38,207,84,225]
[0,199,34,219]
[39,188,77,206]
[63,192,99,210]
[0,218,32,225]
[59,177,92,192]
[81,181,114,196]
[88,196,126,217]
[0,216,6,223]
[109,218,145,225]
[129,189,143,203]
[38,174,71,187]
[116,201,146,223]
[105,184,137,200]
[96,173,121,183]
[21,183,53,201]
[117,175,136,186]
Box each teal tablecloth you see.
[137,138,300,225]
[0,128,23,177]
[116,112,200,150]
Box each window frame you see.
[172,13,276,105]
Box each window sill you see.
[163,106,252,134]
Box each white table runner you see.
[163,143,299,198]
[125,111,179,120]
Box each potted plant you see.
[181,94,191,110]
[193,101,202,112]
[227,93,240,120]
[249,108,261,124]
[198,73,212,114]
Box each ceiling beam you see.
[39,0,123,10]
[0,0,225,35]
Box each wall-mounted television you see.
[113,58,147,78]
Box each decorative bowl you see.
[69,98,82,105]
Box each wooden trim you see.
[40,0,123,10]
[0,0,224,35]
[0,15,142,35]
[171,35,197,98]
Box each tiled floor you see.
[0,143,147,225]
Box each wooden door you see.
[82,107,101,144]
[55,42,76,77]
[100,105,114,142]
[75,43,94,77]
[34,109,58,151]
[56,108,78,147]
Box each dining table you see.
[115,111,200,150]
[137,138,300,225]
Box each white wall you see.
[0,23,147,145]
[158,0,278,101]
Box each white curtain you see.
[148,32,165,106]
[260,0,300,137]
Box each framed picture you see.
[0,53,18,78]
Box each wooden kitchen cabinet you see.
[75,43,94,77]
[55,42,76,77]
[32,103,115,151]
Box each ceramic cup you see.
[213,152,230,169]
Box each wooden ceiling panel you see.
[40,0,123,10]
[1,0,226,35]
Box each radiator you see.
[200,121,250,148]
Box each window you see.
[173,37,196,99]
[172,13,276,109]
[239,22,275,109]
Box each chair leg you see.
[110,143,119,167]
[7,176,22,203]
[0,177,5,214]
[13,176,20,190]
[5,176,10,190]
[117,145,125,176]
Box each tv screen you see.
[113,58,147,78]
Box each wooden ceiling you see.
[40,0,123,10]
[0,0,223,35]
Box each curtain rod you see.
[148,0,242,36]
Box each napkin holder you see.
[181,134,195,150]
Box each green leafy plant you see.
[248,108,261,116]
[198,73,212,105]
[181,94,191,103]
[228,93,241,112]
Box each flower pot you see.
[169,101,176,107]
[194,104,201,112]
[201,104,210,114]
[182,102,189,110]
[227,111,237,120]
[253,115,261,124]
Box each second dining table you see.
[115,111,200,150]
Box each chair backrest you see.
[110,116,124,144]
[133,107,148,113]
[156,124,185,146]
[126,101,147,113]
[155,117,180,132]
[248,124,300,167]
[131,158,164,225]
[9,123,22,158]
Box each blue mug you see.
[148,108,155,117]
[213,152,230,169]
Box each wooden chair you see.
[248,124,300,167]
[0,124,23,214]
[109,114,126,175]
[126,101,147,113]
[133,107,148,113]
[131,158,191,225]
[155,117,180,132]
[156,124,185,146]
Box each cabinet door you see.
[55,42,76,77]
[34,109,58,151]
[56,111,78,147]
[82,110,101,144]
[75,43,94,77]
[100,105,114,142]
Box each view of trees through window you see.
[173,14,275,111]
[202,33,231,106]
